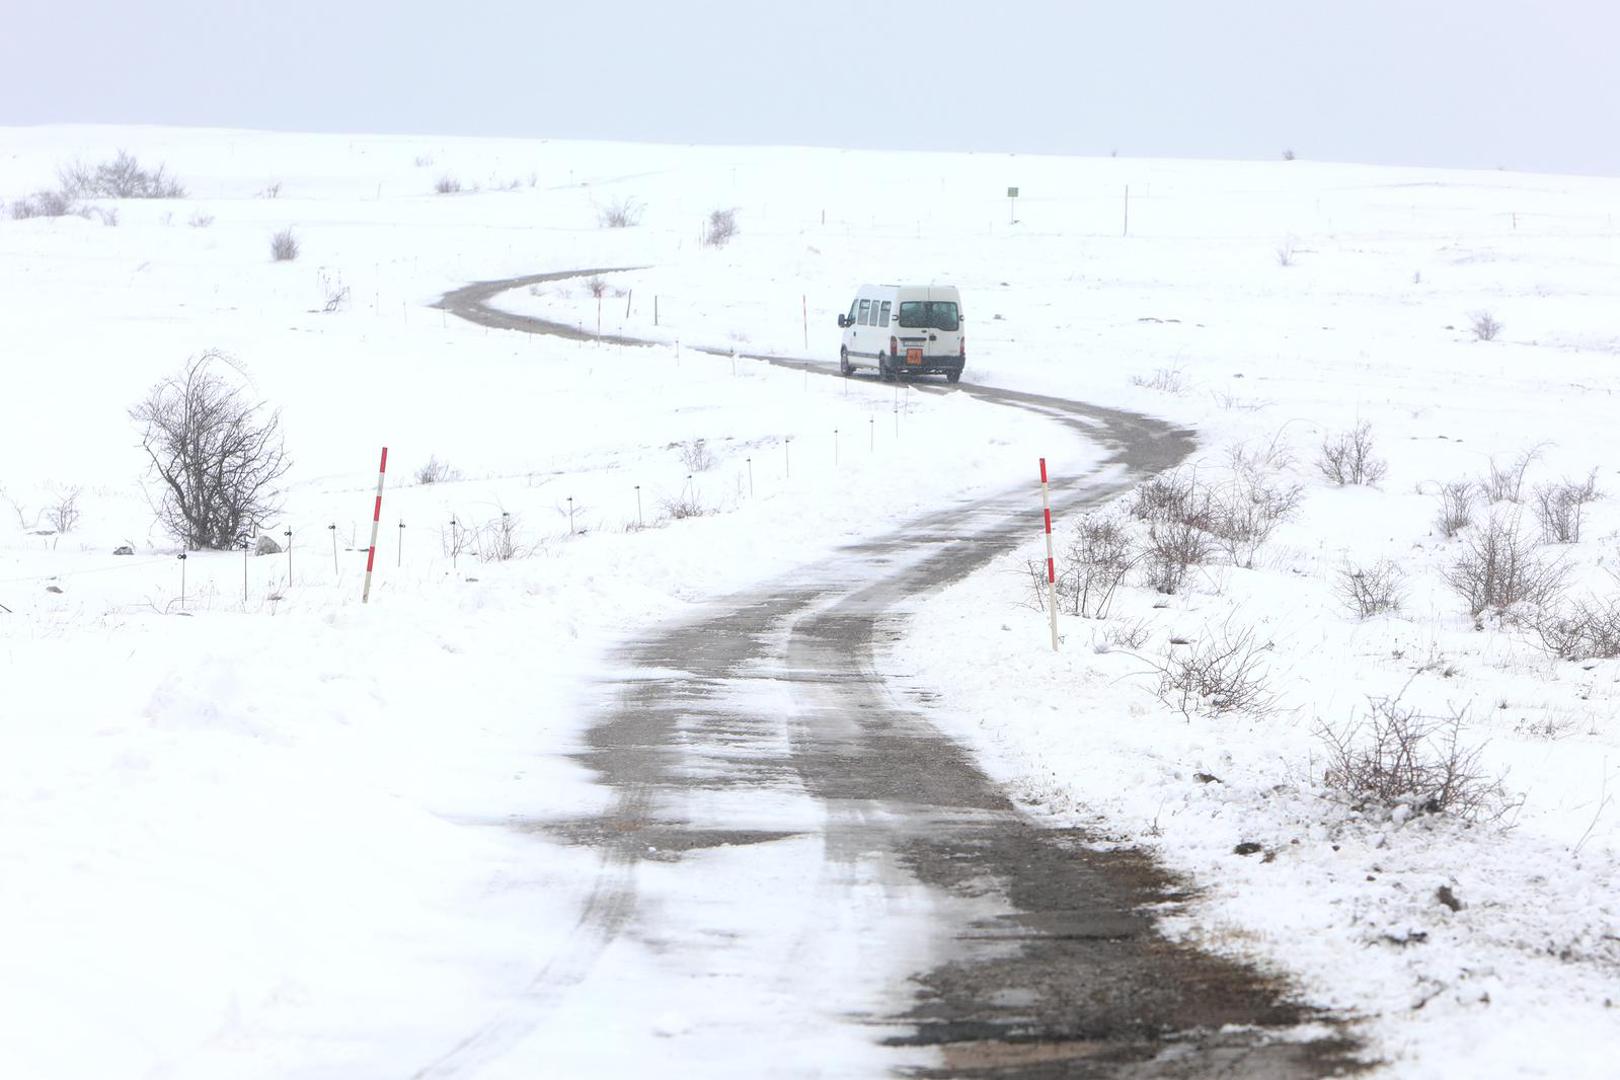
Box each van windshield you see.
[897,301,959,331]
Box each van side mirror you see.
[837,315,849,328]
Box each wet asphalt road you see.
[430,272,1363,1077]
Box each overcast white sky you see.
[3,0,1617,175]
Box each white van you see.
[837,284,965,383]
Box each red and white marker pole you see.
[1039,457,1058,652]
[362,446,388,603]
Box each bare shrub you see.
[1282,148,1296,161]
[1275,236,1296,267]
[1205,469,1303,568]
[1443,513,1566,618]
[1143,518,1213,594]
[269,228,299,262]
[129,352,291,549]
[584,275,610,299]
[1434,479,1476,538]
[1128,367,1186,393]
[1535,598,1620,661]
[476,512,524,562]
[435,174,463,195]
[703,208,739,247]
[188,211,215,228]
[677,438,715,473]
[1103,619,1151,651]
[598,196,644,228]
[1155,619,1275,718]
[1318,696,1514,823]
[662,492,709,520]
[443,517,474,564]
[1129,469,1211,529]
[258,182,282,199]
[1058,512,1137,618]
[1469,310,1502,341]
[413,153,435,167]
[415,455,460,485]
[1532,471,1599,544]
[1336,558,1405,618]
[59,151,185,198]
[11,190,75,219]
[1317,422,1387,486]
[1482,446,1542,504]
[45,486,82,534]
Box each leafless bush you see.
[1282,148,1296,161]
[677,438,715,473]
[1129,469,1211,529]
[415,455,460,485]
[598,196,644,228]
[1205,470,1303,568]
[1318,696,1514,822]
[1482,446,1542,504]
[258,182,282,199]
[1434,479,1476,538]
[662,492,710,520]
[1317,422,1387,486]
[1143,518,1213,594]
[1228,433,1295,477]
[10,190,76,219]
[443,517,474,564]
[1443,512,1566,618]
[1469,310,1502,342]
[1154,619,1275,718]
[585,276,609,299]
[1275,236,1296,267]
[1336,558,1405,619]
[58,151,185,198]
[45,486,82,534]
[435,174,463,195]
[1058,512,1137,618]
[188,211,214,228]
[1128,367,1186,393]
[1534,598,1620,662]
[1532,471,1599,544]
[1103,618,1152,651]
[129,352,291,549]
[704,208,739,247]
[476,512,524,562]
[269,228,299,262]
[413,153,435,167]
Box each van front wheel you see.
[839,348,852,376]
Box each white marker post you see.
[362,447,389,603]
[1039,458,1058,652]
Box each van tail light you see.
[960,336,966,359]
[890,335,899,356]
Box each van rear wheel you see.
[879,354,893,381]
[946,370,962,384]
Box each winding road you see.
[423,271,1362,1077]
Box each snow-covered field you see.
[2,125,1618,1076]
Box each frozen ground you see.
[2,125,1618,1076]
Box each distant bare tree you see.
[130,352,291,549]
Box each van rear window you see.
[897,301,959,331]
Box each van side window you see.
[878,301,892,327]
[858,299,872,325]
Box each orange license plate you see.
[906,348,923,365]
